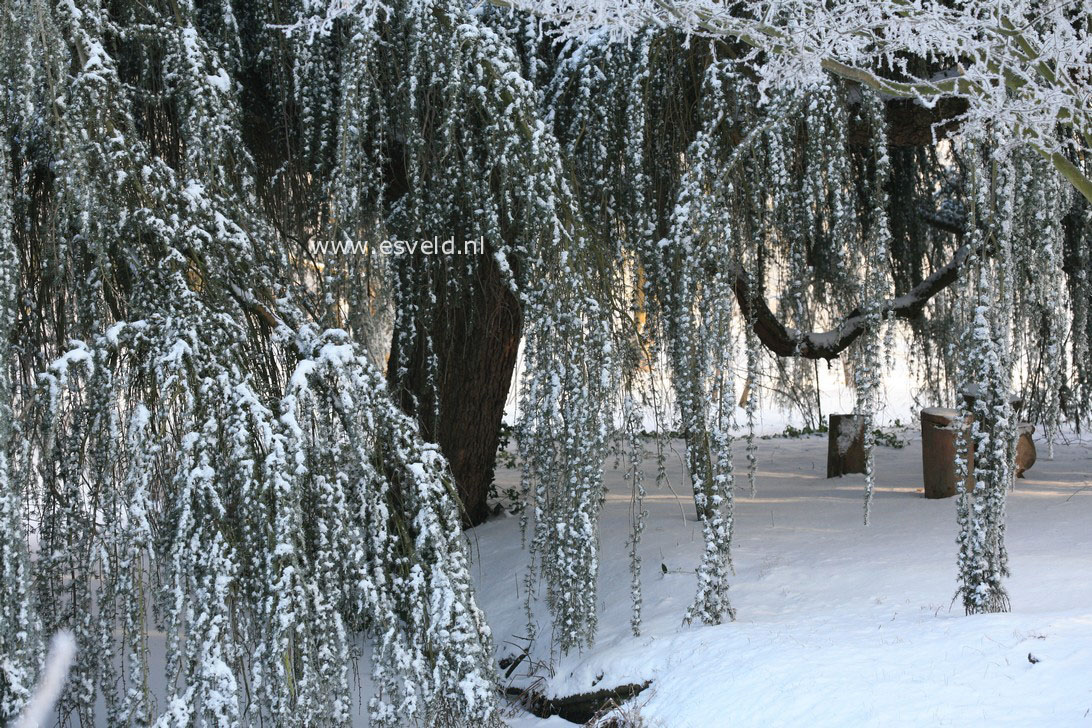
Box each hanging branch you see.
[498,0,1092,204]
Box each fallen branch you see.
[506,681,652,723]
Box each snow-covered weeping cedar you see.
[535,28,1086,627]
[953,138,1019,615]
[664,69,904,618]
[0,64,40,721]
[951,139,1074,615]
[336,6,1089,643]
[4,0,1092,723]
[306,0,621,655]
[2,0,498,725]
[546,39,915,624]
[856,90,894,524]
[507,0,1092,623]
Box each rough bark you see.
[387,249,522,527]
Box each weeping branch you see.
[735,239,976,359]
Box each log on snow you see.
[505,681,651,723]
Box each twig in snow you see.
[1064,482,1092,502]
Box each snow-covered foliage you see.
[856,91,894,524]
[317,0,625,656]
[528,21,1087,630]
[2,0,1090,721]
[0,70,41,724]
[503,0,1092,203]
[519,272,615,652]
[952,138,1075,614]
[952,140,1018,615]
[1,0,498,725]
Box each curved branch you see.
[734,241,975,360]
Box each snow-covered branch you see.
[499,0,1092,201]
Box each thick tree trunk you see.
[387,249,522,527]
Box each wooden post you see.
[1015,423,1037,478]
[920,408,973,498]
[827,414,867,478]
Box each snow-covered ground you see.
[478,427,1092,727]
[46,420,1092,727]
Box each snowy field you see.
[475,427,1092,727]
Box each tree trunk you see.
[387,249,522,527]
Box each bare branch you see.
[734,240,975,359]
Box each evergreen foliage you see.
[1,0,1090,723]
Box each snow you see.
[47,343,92,380]
[37,422,1092,727]
[472,427,1092,726]
[13,632,76,728]
[833,415,862,455]
[206,70,232,93]
[289,359,317,389]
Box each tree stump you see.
[827,414,867,478]
[1015,423,1036,478]
[920,408,973,498]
